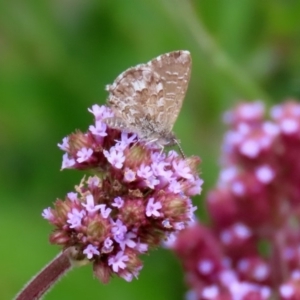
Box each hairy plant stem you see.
[15,251,73,300]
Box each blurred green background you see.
[2,0,300,299]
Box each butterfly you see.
[104,50,191,156]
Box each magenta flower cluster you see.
[42,105,202,283]
[172,101,300,299]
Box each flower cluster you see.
[171,100,300,299]
[42,105,202,283]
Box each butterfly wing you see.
[105,64,164,133]
[147,50,191,133]
[105,50,191,140]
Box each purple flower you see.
[240,139,260,158]
[280,118,298,134]
[186,201,197,221]
[120,271,135,282]
[111,219,127,242]
[103,147,125,169]
[81,194,103,213]
[172,160,193,179]
[124,168,136,182]
[88,104,114,121]
[67,192,78,201]
[47,104,202,283]
[57,137,69,151]
[198,259,214,275]
[135,240,148,253]
[61,153,75,169]
[186,178,204,196]
[118,132,137,148]
[41,208,54,220]
[174,222,185,230]
[151,161,173,182]
[83,244,100,259]
[102,237,114,253]
[137,164,153,179]
[280,284,294,298]
[168,180,182,194]
[87,176,100,187]
[67,208,86,228]
[144,176,159,189]
[255,165,275,184]
[89,121,107,137]
[117,231,137,251]
[146,198,162,217]
[201,285,219,299]
[162,219,172,228]
[112,197,124,208]
[108,251,129,272]
[167,150,179,159]
[77,147,93,163]
[99,204,112,218]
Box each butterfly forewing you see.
[106,66,163,130]
[104,50,191,147]
[148,51,191,134]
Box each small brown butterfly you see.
[104,50,191,156]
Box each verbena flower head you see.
[43,104,202,283]
[171,100,300,299]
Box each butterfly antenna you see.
[174,138,186,159]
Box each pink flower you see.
[67,208,86,228]
[255,165,275,184]
[83,244,100,259]
[117,231,137,251]
[102,237,114,253]
[111,219,127,242]
[57,137,69,151]
[99,204,112,218]
[172,160,193,179]
[137,164,153,179]
[67,192,78,201]
[45,104,202,283]
[76,147,93,163]
[87,176,100,187]
[103,147,125,169]
[112,197,124,208]
[108,251,129,272]
[88,104,113,120]
[89,121,107,137]
[81,194,102,213]
[146,198,162,217]
[124,168,136,182]
[41,208,54,220]
[61,153,75,169]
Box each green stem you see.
[163,0,271,102]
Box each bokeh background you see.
[2,0,300,299]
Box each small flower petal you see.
[57,137,69,151]
[77,147,93,163]
[42,207,54,220]
[83,244,100,259]
[108,251,129,273]
[103,147,125,169]
[146,197,162,217]
[61,153,75,169]
[67,208,86,228]
[112,197,124,208]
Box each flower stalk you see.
[172,100,300,299]
[15,104,202,299]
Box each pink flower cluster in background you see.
[42,105,203,283]
[172,101,300,299]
